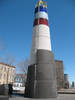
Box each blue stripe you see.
[35,6,47,13]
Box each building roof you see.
[55,60,63,63]
[16,74,27,78]
[0,62,16,68]
[14,74,27,83]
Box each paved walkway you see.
[58,88,75,94]
[9,94,75,100]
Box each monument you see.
[24,0,57,98]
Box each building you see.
[0,62,16,85]
[13,74,27,92]
[72,81,75,88]
[64,74,69,82]
[14,74,27,87]
[64,74,69,88]
[55,60,64,90]
[25,0,57,98]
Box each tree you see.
[17,58,29,75]
[0,38,5,62]
[0,38,5,52]
[5,53,16,66]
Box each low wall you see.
[0,84,8,96]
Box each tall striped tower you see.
[24,0,57,98]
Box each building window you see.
[4,74,6,79]
[0,73,2,79]
[8,68,9,72]
[20,78,23,82]
[0,66,3,70]
[17,84,19,87]
[4,67,6,71]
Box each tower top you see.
[39,0,43,5]
[36,0,47,8]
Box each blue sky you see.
[0,0,75,83]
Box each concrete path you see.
[9,94,75,100]
[58,88,75,94]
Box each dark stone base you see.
[24,50,57,98]
[0,96,9,100]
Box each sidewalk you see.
[9,94,75,100]
[58,88,75,94]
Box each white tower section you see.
[30,1,52,65]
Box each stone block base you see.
[24,50,57,98]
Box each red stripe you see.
[33,18,49,26]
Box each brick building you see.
[55,60,64,90]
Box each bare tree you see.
[0,38,5,52]
[16,58,29,86]
[0,38,5,62]
[5,53,16,66]
[17,58,29,74]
